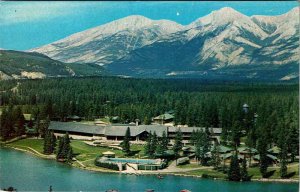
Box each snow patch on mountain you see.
[31,7,299,76]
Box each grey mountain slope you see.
[32,7,299,81]
[32,15,183,65]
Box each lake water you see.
[0,148,298,192]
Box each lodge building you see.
[48,121,222,144]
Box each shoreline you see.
[3,145,299,184]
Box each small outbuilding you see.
[152,113,174,124]
[102,151,116,158]
[177,157,190,165]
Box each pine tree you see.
[241,157,250,181]
[287,125,299,162]
[257,136,268,178]
[173,129,183,165]
[202,129,211,165]
[35,115,41,138]
[161,131,169,152]
[56,137,64,160]
[43,131,52,154]
[279,132,288,178]
[122,127,131,156]
[67,147,73,163]
[211,143,221,169]
[56,133,72,162]
[280,156,287,178]
[50,131,57,153]
[150,131,158,157]
[231,121,241,149]
[155,140,164,156]
[144,131,152,157]
[190,130,197,146]
[0,108,10,140]
[195,129,210,165]
[14,106,25,136]
[44,130,56,155]
[62,133,71,158]
[228,152,241,181]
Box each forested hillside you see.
[0,77,298,173]
[0,50,104,80]
[1,77,297,127]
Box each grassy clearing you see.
[178,168,227,178]
[70,140,124,161]
[72,142,120,161]
[178,163,299,180]
[130,144,145,157]
[248,164,299,180]
[8,138,44,153]
[7,138,146,162]
[177,163,202,169]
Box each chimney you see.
[135,119,140,126]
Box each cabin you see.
[253,154,278,166]
[94,119,108,126]
[66,115,81,122]
[182,146,196,158]
[267,146,280,156]
[220,153,244,164]
[167,127,222,145]
[23,113,34,122]
[218,145,232,154]
[111,116,120,123]
[152,113,174,125]
[238,147,257,158]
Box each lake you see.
[0,148,298,192]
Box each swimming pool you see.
[105,158,159,165]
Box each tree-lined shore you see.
[0,77,298,182]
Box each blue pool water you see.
[106,157,158,164]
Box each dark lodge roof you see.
[49,121,105,135]
[168,127,222,134]
[49,121,222,137]
[105,125,168,137]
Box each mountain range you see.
[2,7,299,81]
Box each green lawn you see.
[70,140,123,161]
[248,164,299,179]
[7,138,147,162]
[179,163,299,180]
[177,163,202,169]
[8,138,44,153]
[179,168,227,178]
[130,144,145,157]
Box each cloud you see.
[0,2,84,25]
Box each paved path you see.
[24,147,55,159]
[156,161,210,173]
[74,158,86,167]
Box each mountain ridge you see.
[28,7,299,81]
[0,50,105,80]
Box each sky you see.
[0,1,298,50]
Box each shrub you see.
[94,160,121,171]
